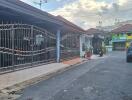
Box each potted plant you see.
[85,48,92,59]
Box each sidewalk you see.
[63,58,82,65]
[0,57,83,91]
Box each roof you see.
[56,16,85,33]
[0,0,85,34]
[0,0,62,25]
[86,28,105,35]
[111,24,132,33]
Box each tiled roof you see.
[86,28,105,35]
[0,0,85,33]
[111,24,132,33]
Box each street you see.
[18,51,132,100]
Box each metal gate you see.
[0,24,56,73]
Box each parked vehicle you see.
[126,45,132,62]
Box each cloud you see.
[20,0,132,29]
[118,0,127,5]
[50,0,132,29]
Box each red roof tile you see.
[112,24,132,33]
[86,28,105,35]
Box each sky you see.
[20,0,132,30]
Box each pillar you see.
[56,29,61,63]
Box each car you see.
[126,46,132,62]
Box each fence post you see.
[11,25,15,68]
[31,25,34,66]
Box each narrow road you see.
[18,52,132,100]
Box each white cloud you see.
[118,0,127,5]
[20,0,132,29]
[50,0,132,29]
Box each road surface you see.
[18,51,132,100]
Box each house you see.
[111,24,132,50]
[86,28,105,54]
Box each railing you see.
[0,24,56,73]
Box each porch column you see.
[56,29,61,63]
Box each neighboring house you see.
[96,20,132,32]
[111,24,132,51]
[86,28,105,54]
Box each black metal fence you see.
[0,24,56,72]
[0,24,81,73]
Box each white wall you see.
[80,35,92,57]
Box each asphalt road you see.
[18,51,132,100]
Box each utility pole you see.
[96,11,103,30]
[98,13,103,30]
[33,0,47,9]
[99,21,102,28]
